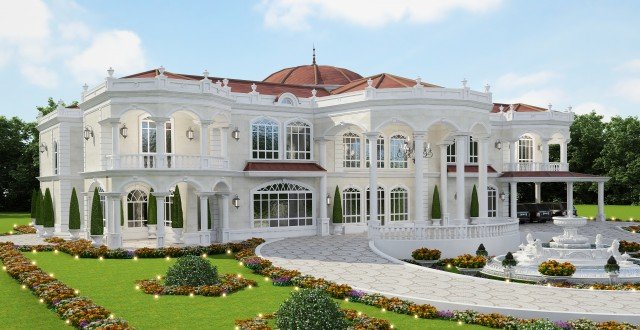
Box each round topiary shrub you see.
[276,289,348,330]
[165,255,218,287]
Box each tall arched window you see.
[518,135,534,163]
[165,190,174,227]
[252,182,313,228]
[390,134,408,168]
[127,190,148,228]
[366,187,385,222]
[342,187,361,223]
[252,118,279,159]
[390,187,409,221]
[98,187,107,228]
[468,137,478,163]
[285,121,311,160]
[366,135,384,168]
[53,141,59,175]
[343,132,361,168]
[488,186,497,217]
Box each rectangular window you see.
[366,187,385,222]
[390,188,409,221]
[252,183,313,228]
[286,121,311,160]
[390,135,408,168]
[446,142,456,163]
[468,137,478,164]
[365,136,384,168]
[342,188,361,223]
[252,119,279,159]
[343,133,361,168]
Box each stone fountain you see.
[482,216,640,283]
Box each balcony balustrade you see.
[505,162,568,172]
[106,154,229,170]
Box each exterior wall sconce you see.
[120,124,128,139]
[232,127,240,141]
[232,194,240,209]
[499,192,507,201]
[326,194,332,206]
[39,142,48,153]
[494,140,502,150]
[186,127,195,141]
[83,126,94,141]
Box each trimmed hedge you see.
[431,185,441,219]
[332,185,343,224]
[165,255,218,287]
[276,289,348,330]
[35,189,43,226]
[470,184,479,218]
[30,190,38,219]
[148,188,157,225]
[90,188,103,235]
[171,186,183,228]
[68,188,81,230]
[42,188,54,228]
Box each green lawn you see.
[576,205,640,221]
[0,212,31,233]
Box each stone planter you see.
[42,227,54,237]
[90,235,103,247]
[331,224,345,235]
[431,219,441,226]
[413,259,438,267]
[608,272,619,285]
[68,229,80,240]
[172,228,184,244]
[34,225,43,237]
[147,225,157,238]
[457,267,483,276]
[541,275,572,283]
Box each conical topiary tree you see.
[35,189,43,226]
[470,184,479,218]
[171,185,183,228]
[120,200,124,226]
[208,199,212,230]
[331,186,343,224]
[30,190,38,220]
[431,185,441,219]
[69,188,81,230]
[148,188,157,225]
[43,188,54,228]
[90,188,103,235]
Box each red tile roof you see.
[243,162,326,172]
[491,103,548,113]
[263,64,362,86]
[447,165,497,173]
[331,73,441,94]
[500,171,600,178]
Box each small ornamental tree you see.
[331,186,343,224]
[431,185,441,219]
[35,190,43,226]
[605,256,620,274]
[30,190,38,219]
[470,185,479,218]
[502,252,517,268]
[90,188,103,235]
[165,255,218,286]
[42,188,54,228]
[476,243,488,257]
[208,199,212,230]
[147,188,157,225]
[171,185,184,228]
[120,200,124,226]
[68,188,81,230]
[276,289,348,330]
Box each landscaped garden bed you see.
[622,225,640,233]
[0,224,36,236]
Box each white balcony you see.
[505,162,568,172]
[106,154,229,170]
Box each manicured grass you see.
[0,212,31,233]
[576,205,640,221]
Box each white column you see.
[413,133,426,222]
[438,143,449,223]
[316,137,329,235]
[220,127,229,159]
[104,193,122,249]
[455,135,467,224]
[154,192,168,248]
[534,183,542,203]
[510,182,518,220]
[199,195,210,245]
[221,194,230,243]
[365,132,379,224]
[82,193,89,238]
[597,181,605,222]
[200,121,212,168]
[541,138,550,165]
[566,181,574,218]
[560,141,568,164]
[150,117,169,169]
[478,137,488,219]
[508,139,518,171]
[109,120,120,169]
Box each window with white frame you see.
[390,134,408,168]
[365,135,385,168]
[390,187,409,221]
[468,137,478,163]
[98,187,107,228]
[280,97,294,106]
[342,187,362,223]
[343,132,361,168]
[518,135,534,163]
[285,121,311,160]
[252,182,313,228]
[446,142,456,163]
[141,119,157,168]
[53,141,59,174]
[488,186,497,217]
[165,122,173,168]
[127,190,148,228]
[366,187,385,222]
[164,191,174,227]
[251,118,279,159]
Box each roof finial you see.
[312,44,316,65]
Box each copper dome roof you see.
[263,58,362,87]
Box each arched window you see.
[342,187,361,223]
[343,132,361,168]
[446,142,456,163]
[468,137,478,163]
[252,182,313,228]
[165,190,174,227]
[488,186,497,217]
[280,97,294,106]
[251,118,279,159]
[366,187,385,222]
[366,135,385,168]
[518,135,534,163]
[286,121,311,160]
[98,187,107,227]
[53,141,59,175]
[390,134,408,168]
[390,187,409,221]
[127,190,148,228]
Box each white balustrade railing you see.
[370,220,519,241]
[505,162,568,172]
[106,154,229,170]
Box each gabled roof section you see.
[330,73,441,95]
[492,103,548,113]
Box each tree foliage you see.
[148,188,157,225]
[0,116,39,211]
[171,186,183,228]
[431,185,441,219]
[90,188,103,235]
[34,190,43,225]
[331,185,343,224]
[470,185,479,217]
[30,190,38,219]
[42,188,54,228]
[69,188,81,230]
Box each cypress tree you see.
[120,200,124,226]
[171,185,183,228]
[208,198,212,229]
[68,188,81,230]
[43,188,54,228]
[30,190,38,219]
[90,188,103,235]
[35,190,43,226]
[470,184,479,218]
[332,186,343,224]
[431,185,441,219]
[148,188,157,225]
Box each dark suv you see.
[561,203,578,216]
[516,204,530,223]
[525,203,553,223]
[541,202,564,217]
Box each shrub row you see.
[136,273,256,297]
[234,309,393,330]
[0,242,132,329]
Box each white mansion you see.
[37,55,608,249]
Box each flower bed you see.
[0,225,37,236]
[619,240,640,253]
[136,273,256,297]
[0,242,132,329]
[234,309,393,330]
[622,225,640,233]
[452,254,486,269]
[411,247,441,261]
[538,260,576,277]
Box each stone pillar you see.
[221,194,230,243]
[534,183,542,203]
[478,137,488,219]
[149,117,169,169]
[103,193,122,249]
[316,137,330,235]
[109,120,120,169]
[509,140,517,164]
[413,133,426,222]
[438,143,449,223]
[541,138,550,165]
[560,141,568,164]
[510,182,518,220]
[455,135,467,224]
[82,193,89,239]
[154,192,169,248]
[597,181,605,222]
[365,132,379,224]
[199,195,211,245]
[220,126,229,159]
[566,181,574,218]
[200,121,212,168]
